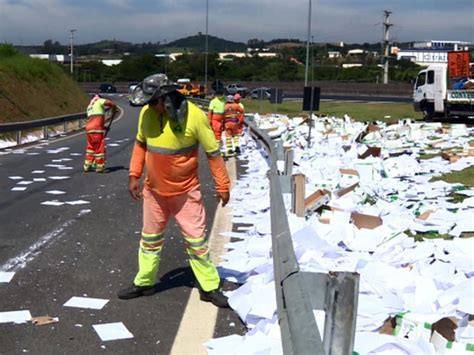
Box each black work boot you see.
[199,289,229,308]
[117,284,156,300]
[235,147,241,155]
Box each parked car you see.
[99,83,117,93]
[250,87,271,100]
[128,83,140,106]
[225,83,248,97]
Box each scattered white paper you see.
[33,178,47,182]
[0,271,15,283]
[0,310,32,324]
[11,187,27,191]
[65,200,90,205]
[40,200,65,206]
[17,181,33,185]
[46,190,66,195]
[93,322,133,341]
[48,176,70,180]
[63,296,109,310]
[31,170,45,174]
[8,176,23,180]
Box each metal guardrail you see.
[191,97,359,354]
[0,112,87,147]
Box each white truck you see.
[413,51,474,120]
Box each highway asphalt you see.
[0,96,245,354]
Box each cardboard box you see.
[305,189,331,214]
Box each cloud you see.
[0,0,472,44]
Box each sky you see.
[0,0,473,46]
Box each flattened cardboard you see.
[334,182,359,199]
[31,316,59,326]
[417,209,434,221]
[358,146,381,159]
[350,212,383,229]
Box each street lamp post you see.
[304,0,312,86]
[204,0,209,95]
[69,29,76,75]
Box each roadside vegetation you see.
[242,98,423,121]
[0,44,89,123]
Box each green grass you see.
[431,166,474,187]
[242,98,423,122]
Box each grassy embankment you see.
[0,55,89,124]
[242,98,423,122]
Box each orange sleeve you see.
[207,155,230,192]
[129,142,147,178]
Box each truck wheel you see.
[422,102,434,121]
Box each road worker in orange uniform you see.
[223,95,244,157]
[118,74,231,308]
[233,93,245,136]
[83,94,117,173]
[207,88,226,149]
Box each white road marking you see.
[170,158,236,355]
[0,209,91,272]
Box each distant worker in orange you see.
[233,93,245,136]
[223,95,244,157]
[83,94,117,173]
[207,87,226,149]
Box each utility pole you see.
[304,0,312,86]
[69,29,76,75]
[382,10,392,84]
[204,0,209,95]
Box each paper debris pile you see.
[207,115,474,354]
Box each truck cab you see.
[413,65,447,120]
[413,52,474,120]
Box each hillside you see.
[166,33,247,52]
[0,46,89,124]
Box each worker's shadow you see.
[154,267,196,293]
[105,165,128,173]
[153,266,241,293]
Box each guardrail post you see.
[291,174,306,217]
[323,272,360,355]
[63,121,67,134]
[43,126,49,140]
[16,130,22,145]
[284,148,294,176]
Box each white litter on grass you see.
[45,190,66,195]
[0,310,31,324]
[63,296,109,310]
[40,201,65,206]
[93,322,133,341]
[207,116,474,354]
[0,271,15,283]
[11,187,27,192]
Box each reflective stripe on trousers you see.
[133,188,220,292]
